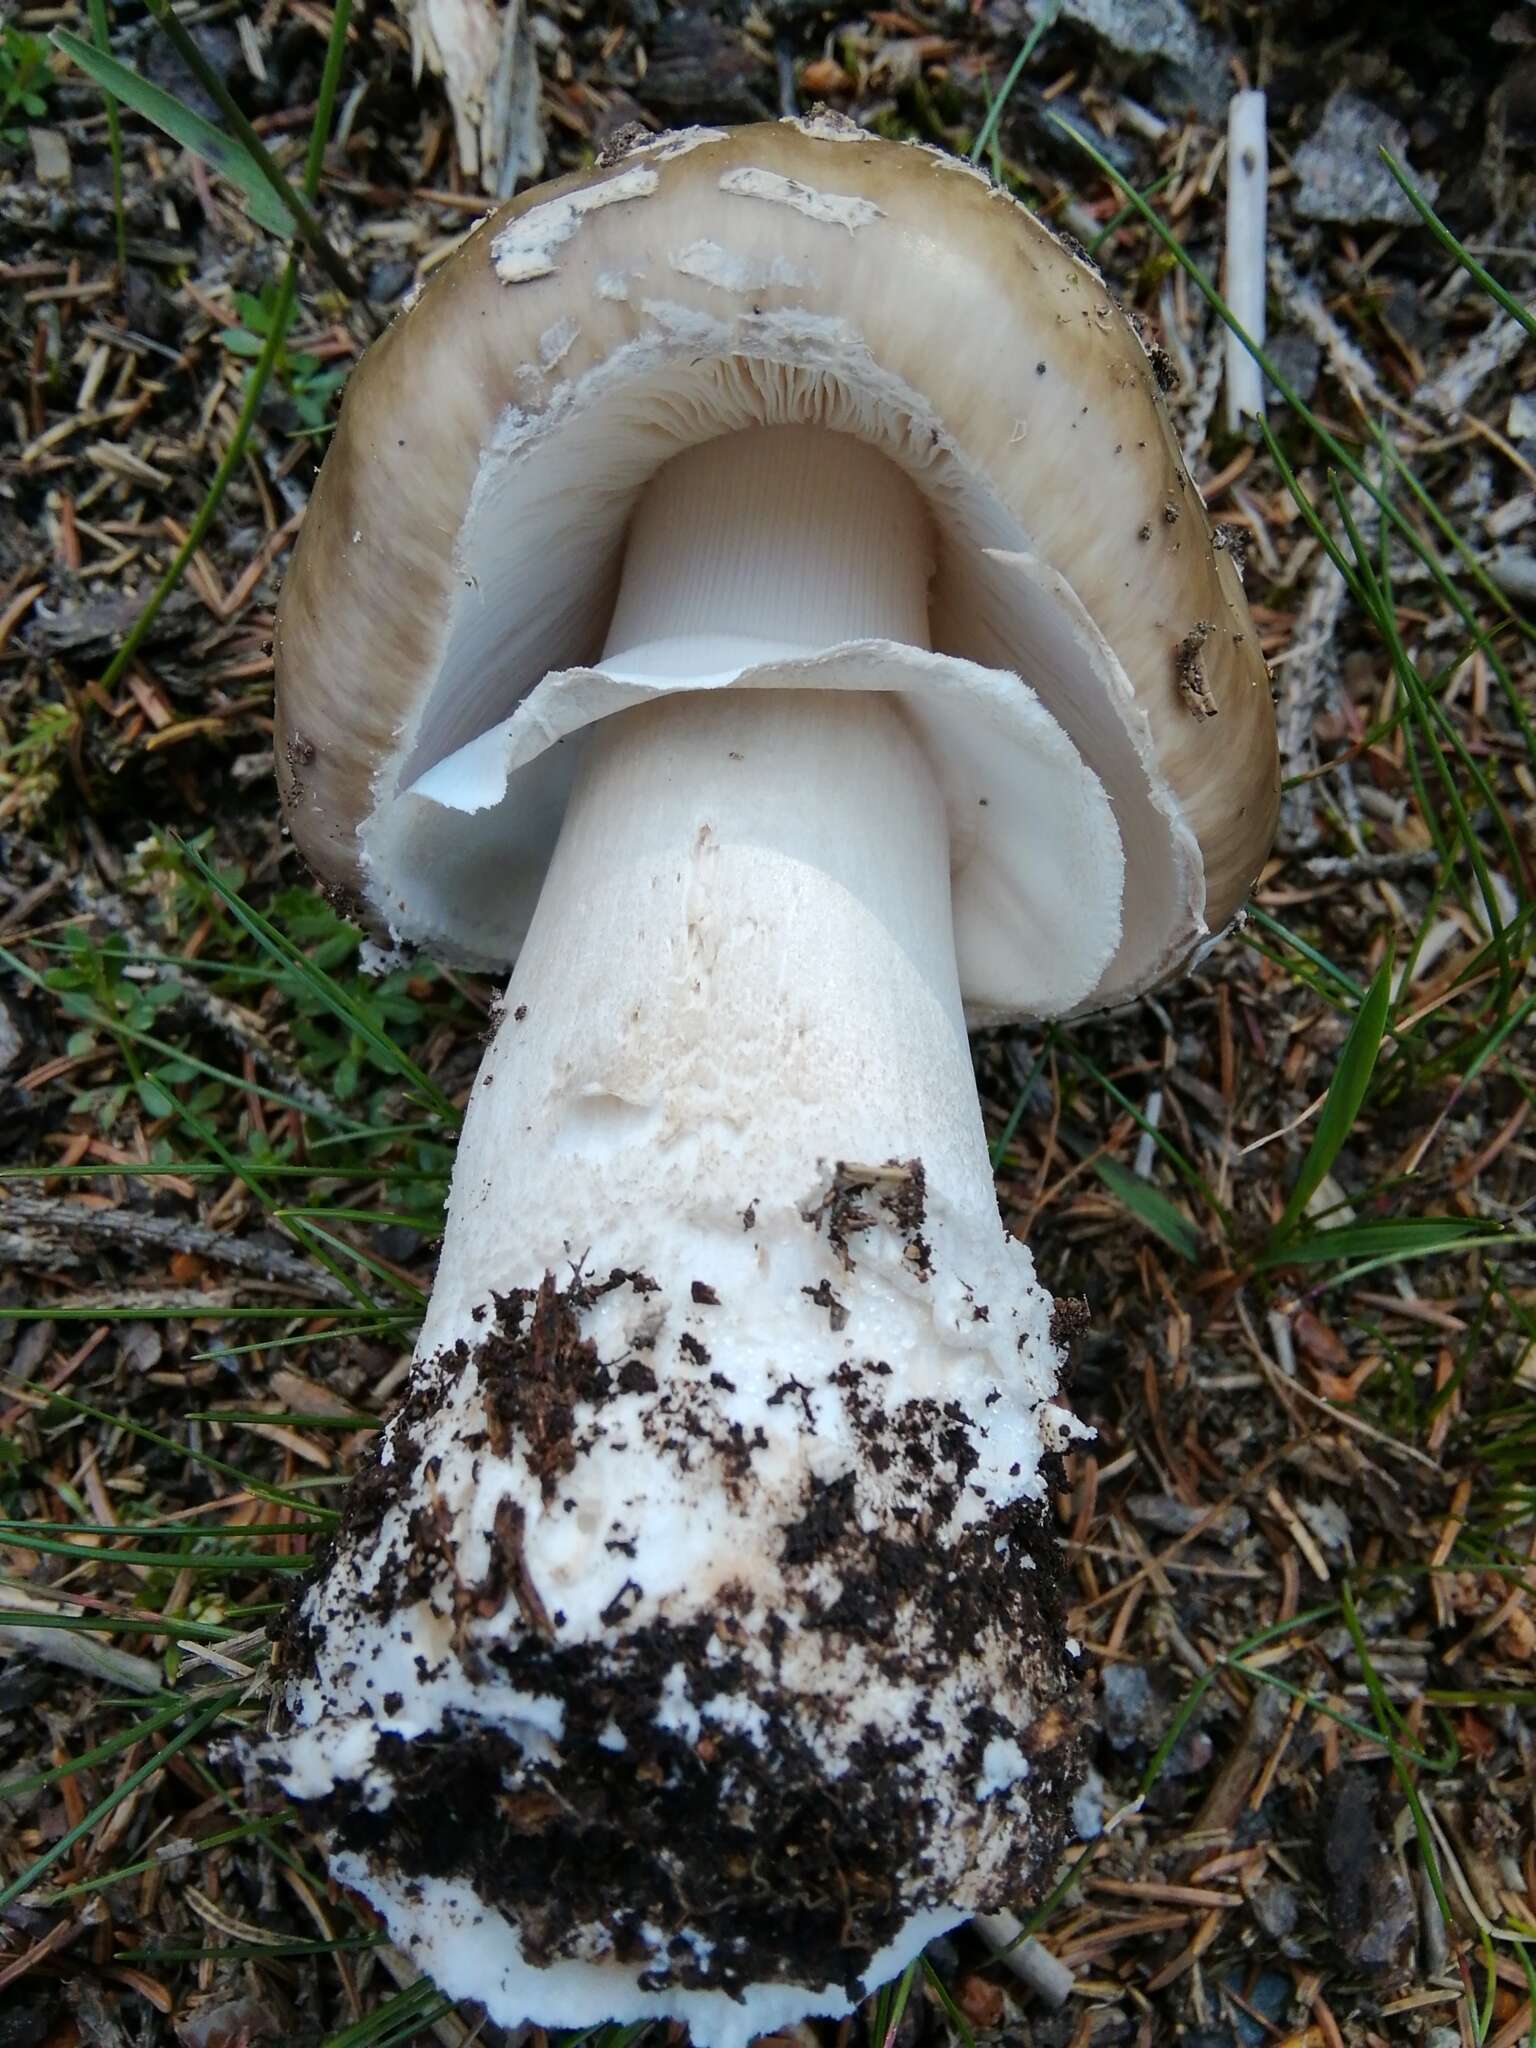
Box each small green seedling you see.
[1,25,53,144]
[221,285,349,434]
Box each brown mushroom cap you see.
[275,115,1278,1012]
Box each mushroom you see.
[264,117,1278,2044]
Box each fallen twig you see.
[0,1193,358,1306]
[972,1913,1075,2008]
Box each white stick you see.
[1224,89,1268,434]
[1132,1087,1163,1179]
[973,1912,1075,2008]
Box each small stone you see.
[1217,1966,1293,2047]
[367,261,416,306]
[1249,1879,1300,1939]
[1297,1494,1353,1558]
[1487,491,1536,541]
[29,128,71,186]
[1487,548,1536,604]
[116,1323,164,1375]
[1099,1663,1158,1750]
[1293,92,1440,226]
[1126,1493,1250,1544]
[1322,1768,1416,1970]
[1264,331,1321,405]
[1165,1725,1213,1777]
[372,1222,424,1262]
[9,1320,55,1384]
[1050,0,1231,118]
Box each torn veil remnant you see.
[265,118,1279,2045]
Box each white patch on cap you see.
[639,299,733,351]
[718,166,883,231]
[491,166,660,283]
[671,239,812,293]
[631,124,728,160]
[916,140,994,186]
[595,270,638,301]
[538,316,580,369]
[786,110,865,142]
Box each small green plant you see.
[0,24,52,144]
[41,927,199,1134]
[221,285,348,433]
[265,887,442,1104]
[0,698,74,828]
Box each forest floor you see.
[1,1,1534,2045]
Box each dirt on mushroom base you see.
[267,1240,1084,2007]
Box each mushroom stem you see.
[596,423,933,677]
[417,420,1005,1348]
[268,430,1085,2045]
[419,684,991,1356]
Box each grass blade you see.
[0,1692,236,1911]
[1050,114,1530,642]
[99,259,301,694]
[138,0,363,303]
[971,0,1061,170]
[1266,952,1393,1250]
[1091,1156,1201,1260]
[1380,149,1536,342]
[33,1388,341,1522]
[84,0,126,271]
[91,0,356,695]
[41,1814,286,1901]
[322,1982,459,2048]
[174,836,460,1124]
[1257,1217,1513,1269]
[867,1958,919,2048]
[0,1693,195,1800]
[923,1959,979,2048]
[1062,1039,1230,1234]
[50,29,291,236]
[2,1530,314,1570]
